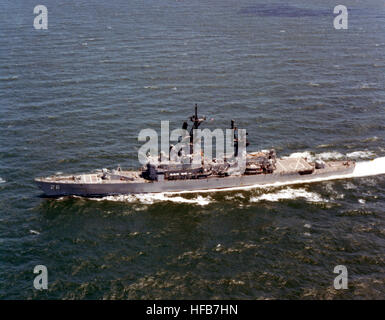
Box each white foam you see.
[317,151,344,160]
[351,157,385,178]
[346,151,376,159]
[343,182,357,190]
[286,151,314,160]
[363,136,378,142]
[90,193,211,206]
[287,150,374,162]
[0,177,5,184]
[143,85,158,89]
[250,188,326,203]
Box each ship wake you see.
[250,187,327,203]
[89,193,212,206]
[350,156,385,178]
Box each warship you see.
[35,106,355,197]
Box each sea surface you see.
[0,0,384,299]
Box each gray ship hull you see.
[35,160,355,197]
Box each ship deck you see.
[275,158,314,174]
[35,170,146,184]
